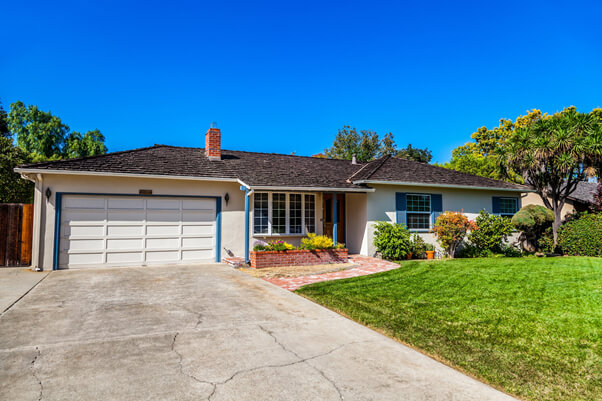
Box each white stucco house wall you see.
[15,126,531,270]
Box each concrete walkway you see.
[264,255,401,290]
[0,268,49,313]
[0,264,516,401]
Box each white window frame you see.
[406,193,432,231]
[253,192,316,236]
[498,197,518,216]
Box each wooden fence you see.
[0,204,33,267]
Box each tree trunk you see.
[552,208,562,249]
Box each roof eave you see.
[249,185,375,193]
[13,168,240,183]
[352,180,533,192]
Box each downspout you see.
[239,184,253,264]
[333,192,338,245]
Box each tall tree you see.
[0,101,9,138]
[397,144,432,163]
[440,110,544,182]
[7,100,107,161]
[0,136,33,203]
[324,126,431,163]
[498,107,602,246]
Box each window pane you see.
[289,194,302,234]
[305,195,315,233]
[272,193,286,234]
[253,193,268,234]
[407,194,431,212]
[407,213,430,230]
[500,198,518,215]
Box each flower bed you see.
[250,248,348,269]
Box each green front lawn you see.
[296,257,601,401]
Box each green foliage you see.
[300,233,336,250]
[253,239,295,251]
[512,204,556,251]
[456,243,494,258]
[297,257,602,401]
[537,227,555,253]
[0,101,9,138]
[7,100,107,161]
[324,126,431,163]
[557,213,602,256]
[396,144,432,163]
[438,110,543,182]
[409,233,427,257]
[468,210,514,252]
[500,107,602,245]
[0,137,34,203]
[373,221,411,260]
[433,212,476,258]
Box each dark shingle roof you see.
[350,155,530,191]
[18,145,529,191]
[568,182,598,204]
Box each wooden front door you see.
[323,194,345,244]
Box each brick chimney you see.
[205,123,221,161]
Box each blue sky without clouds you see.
[1,0,601,163]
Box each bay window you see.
[253,192,316,235]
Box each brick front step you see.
[250,248,348,269]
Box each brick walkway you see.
[263,255,400,291]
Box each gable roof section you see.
[351,155,530,191]
[17,145,530,192]
[568,181,598,204]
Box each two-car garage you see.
[57,194,219,269]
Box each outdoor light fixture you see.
[225,193,230,205]
[45,188,52,199]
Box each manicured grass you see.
[296,257,601,401]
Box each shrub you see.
[300,233,336,250]
[433,212,476,258]
[456,243,493,258]
[410,234,427,258]
[536,227,555,253]
[373,221,411,260]
[468,211,515,253]
[512,205,554,251]
[557,213,602,256]
[253,239,295,251]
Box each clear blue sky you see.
[2,0,601,163]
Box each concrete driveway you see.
[0,264,516,401]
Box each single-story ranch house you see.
[15,126,531,270]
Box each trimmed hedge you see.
[558,213,602,256]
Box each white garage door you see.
[59,195,217,268]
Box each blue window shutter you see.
[395,193,407,227]
[492,197,501,214]
[431,194,442,227]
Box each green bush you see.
[557,213,602,256]
[468,210,515,253]
[373,221,411,260]
[537,227,555,253]
[456,244,493,258]
[410,234,427,258]
[512,204,555,251]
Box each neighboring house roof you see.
[350,155,530,191]
[568,181,599,204]
[16,145,530,192]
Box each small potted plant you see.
[410,234,427,259]
[425,243,436,260]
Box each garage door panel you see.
[146,210,181,222]
[107,210,145,221]
[182,225,214,235]
[64,196,105,209]
[68,239,104,251]
[146,250,180,262]
[146,225,180,235]
[107,225,144,236]
[182,249,214,261]
[107,198,145,209]
[106,252,143,264]
[146,238,180,249]
[182,210,214,222]
[182,199,215,210]
[147,198,181,210]
[65,225,104,237]
[182,237,213,248]
[63,210,105,223]
[106,238,144,250]
[63,252,104,265]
